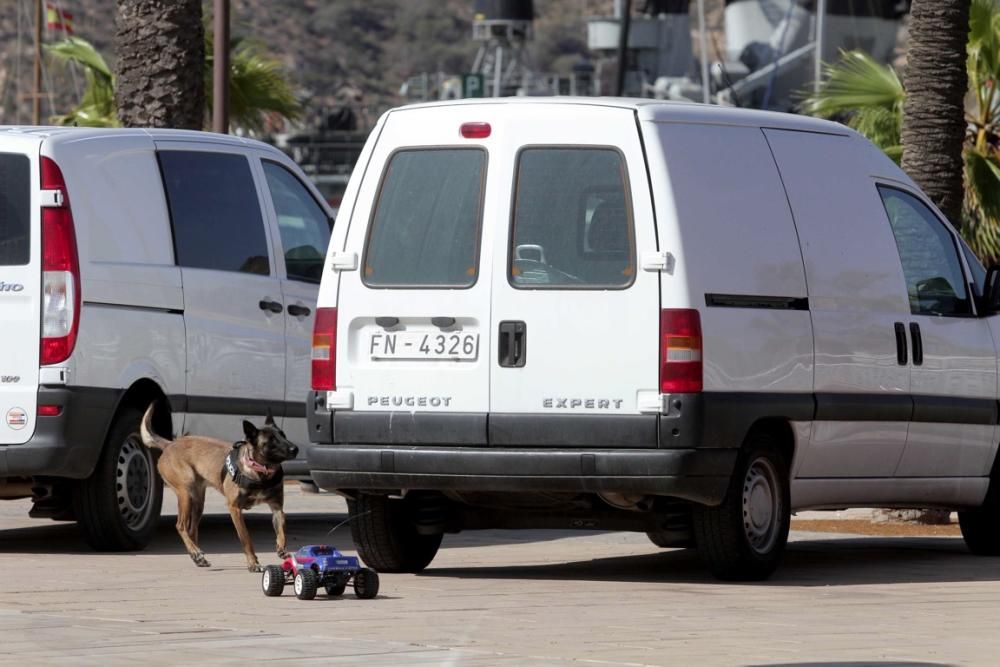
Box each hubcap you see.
[263,570,272,590]
[294,574,303,595]
[741,456,782,555]
[116,436,154,531]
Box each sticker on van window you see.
[6,407,27,430]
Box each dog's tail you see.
[139,403,172,451]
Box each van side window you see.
[509,148,635,289]
[878,186,971,316]
[262,161,331,283]
[0,153,30,266]
[363,149,486,288]
[158,151,270,276]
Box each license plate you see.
[369,331,479,361]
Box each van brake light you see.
[660,309,702,393]
[460,122,491,139]
[311,307,338,391]
[40,157,81,366]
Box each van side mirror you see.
[983,265,1000,314]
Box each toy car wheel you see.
[353,568,380,599]
[294,568,318,600]
[325,575,348,597]
[261,565,285,597]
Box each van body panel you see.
[488,111,658,419]
[335,106,494,416]
[0,136,41,444]
[646,122,813,394]
[764,129,911,479]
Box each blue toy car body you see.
[261,544,379,600]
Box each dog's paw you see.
[277,549,289,559]
[191,552,211,568]
[247,562,262,573]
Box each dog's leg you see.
[227,502,260,572]
[175,491,210,568]
[268,499,288,558]
[189,487,206,547]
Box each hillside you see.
[0,0,726,129]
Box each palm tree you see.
[803,0,1000,263]
[114,0,205,129]
[900,0,970,228]
[47,34,299,134]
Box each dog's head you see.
[242,410,299,465]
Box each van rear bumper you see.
[0,386,116,479]
[308,445,737,505]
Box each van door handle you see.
[259,299,283,314]
[894,322,907,366]
[287,304,311,317]
[909,322,923,366]
[498,321,527,368]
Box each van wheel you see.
[958,465,1000,556]
[75,405,163,551]
[693,433,790,581]
[348,494,442,573]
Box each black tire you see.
[262,565,285,597]
[645,531,691,549]
[348,495,442,573]
[354,568,380,599]
[75,405,163,551]
[294,568,318,600]
[693,432,790,581]
[325,575,348,597]
[958,462,1000,556]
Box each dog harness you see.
[223,442,283,491]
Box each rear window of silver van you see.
[363,149,486,288]
[0,153,30,266]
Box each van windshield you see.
[0,153,30,266]
[363,149,486,288]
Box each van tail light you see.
[660,309,702,393]
[40,157,81,366]
[311,307,338,391]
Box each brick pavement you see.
[0,486,998,666]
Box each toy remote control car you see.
[261,545,380,600]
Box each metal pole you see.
[33,0,42,124]
[814,0,827,93]
[212,0,230,133]
[614,0,632,97]
[494,45,503,97]
[697,0,710,104]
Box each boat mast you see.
[33,0,42,124]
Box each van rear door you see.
[0,138,41,444]
[334,106,494,442]
[489,105,661,445]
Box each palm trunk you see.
[114,0,205,129]
[901,0,970,227]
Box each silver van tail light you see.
[40,157,81,366]
[660,309,702,393]
[311,307,338,391]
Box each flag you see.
[46,5,74,34]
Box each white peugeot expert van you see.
[307,98,1000,580]
[0,127,332,550]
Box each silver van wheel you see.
[743,457,781,555]
[116,436,155,530]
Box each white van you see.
[0,127,332,550]
[306,98,1000,580]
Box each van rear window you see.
[363,149,486,288]
[0,153,30,266]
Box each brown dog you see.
[139,404,299,571]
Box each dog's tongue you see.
[246,457,274,475]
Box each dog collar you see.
[223,443,283,491]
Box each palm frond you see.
[44,37,117,126]
[965,145,1000,222]
[848,106,903,153]
[801,50,904,119]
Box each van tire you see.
[348,494,442,573]
[75,405,163,551]
[693,433,790,581]
[958,466,1000,556]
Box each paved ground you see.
[1,486,998,666]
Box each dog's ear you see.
[265,408,275,427]
[242,420,258,442]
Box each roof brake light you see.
[460,122,491,139]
